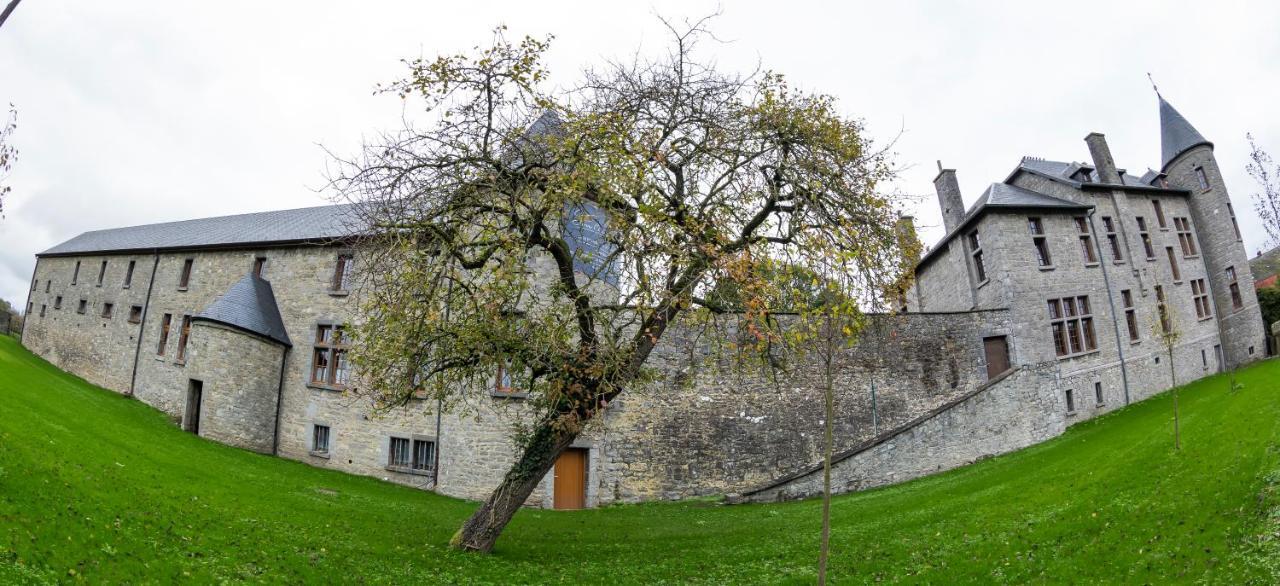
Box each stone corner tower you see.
[1158,95,1266,366]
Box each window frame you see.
[1121,289,1139,343]
[1065,388,1075,413]
[1101,216,1123,263]
[1048,295,1097,358]
[1075,217,1098,265]
[96,260,108,287]
[123,260,136,289]
[331,253,354,293]
[1194,166,1210,191]
[1191,278,1212,320]
[1028,217,1053,269]
[1226,266,1243,310]
[178,258,194,290]
[966,230,987,283]
[102,303,114,319]
[252,256,267,278]
[77,299,88,315]
[71,261,81,285]
[1136,216,1155,259]
[128,305,143,324]
[309,323,350,389]
[157,313,172,356]
[310,424,331,457]
[1094,381,1104,406]
[1152,199,1168,230]
[1165,246,1181,282]
[175,315,193,363]
[54,296,63,310]
[386,435,435,475]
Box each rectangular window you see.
[1065,389,1075,412]
[1094,382,1103,405]
[1075,217,1097,264]
[1136,217,1155,259]
[1226,266,1243,310]
[39,304,46,318]
[102,303,114,319]
[44,280,50,293]
[179,258,194,289]
[388,437,411,468]
[1166,247,1181,282]
[176,315,192,362]
[967,230,987,282]
[72,261,80,285]
[311,324,350,387]
[1191,279,1212,319]
[1173,217,1198,256]
[312,425,330,454]
[1155,285,1171,334]
[1048,296,1097,357]
[1201,349,1208,368]
[1102,216,1123,262]
[1122,289,1139,342]
[252,256,267,278]
[77,299,87,315]
[124,260,136,288]
[412,439,435,471]
[157,313,172,355]
[1028,217,1052,267]
[1226,202,1243,241]
[1195,166,1210,190]
[54,296,63,310]
[1152,199,1167,229]
[332,254,354,291]
[128,305,143,324]
[97,260,107,286]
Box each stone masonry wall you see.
[185,321,286,453]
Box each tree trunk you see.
[818,356,834,585]
[451,414,580,553]
[1169,347,1180,451]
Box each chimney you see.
[933,162,965,233]
[1084,132,1121,184]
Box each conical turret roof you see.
[194,273,292,346]
[1159,96,1212,170]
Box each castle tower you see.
[1158,96,1266,366]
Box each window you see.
[1194,166,1210,190]
[1075,217,1097,264]
[157,313,172,355]
[311,324,350,387]
[1094,382,1103,406]
[39,304,46,318]
[128,305,143,324]
[1065,389,1075,413]
[1155,285,1171,334]
[966,230,986,282]
[1173,217,1198,256]
[252,256,267,278]
[1226,266,1243,310]
[312,424,330,455]
[179,258,194,289]
[54,296,62,310]
[102,303,114,319]
[412,439,435,472]
[1028,217,1052,268]
[44,280,50,293]
[388,437,411,468]
[1152,199,1167,229]
[1226,202,1243,241]
[1191,279,1212,319]
[1102,216,1123,262]
[1048,296,1097,357]
[1166,247,1181,282]
[96,260,107,287]
[1122,289,1139,342]
[175,315,192,362]
[124,260,136,288]
[77,299,87,315]
[1136,217,1155,259]
[72,261,80,285]
[1201,349,1208,368]
[332,254,354,291]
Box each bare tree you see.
[1153,299,1182,450]
[1246,133,1280,250]
[330,18,914,552]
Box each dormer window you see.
[1072,168,1093,183]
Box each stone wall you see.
[185,321,286,453]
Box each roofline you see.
[35,235,361,259]
[1160,140,1215,173]
[1006,166,1192,196]
[915,202,1094,272]
[191,316,293,348]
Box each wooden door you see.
[553,448,587,510]
[983,336,1010,380]
[184,379,204,434]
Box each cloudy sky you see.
[2,1,1279,308]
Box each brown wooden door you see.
[553,448,587,510]
[983,336,1010,380]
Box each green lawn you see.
[1,333,1278,584]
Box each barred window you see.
[311,324,350,387]
[967,230,987,282]
[1028,217,1052,268]
[388,437,411,468]
[1102,216,1123,262]
[1075,217,1097,264]
[1173,217,1198,256]
[1136,217,1155,259]
[1048,296,1096,357]
[1121,289,1139,342]
[312,425,330,454]
[412,439,434,472]
[1191,279,1212,320]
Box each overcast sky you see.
[2,1,1279,309]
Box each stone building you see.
[19,97,1267,507]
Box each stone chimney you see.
[933,162,965,233]
[1084,132,1121,184]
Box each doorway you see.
[553,448,588,510]
[184,379,204,434]
[983,336,1011,380]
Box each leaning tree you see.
[330,18,914,552]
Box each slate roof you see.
[1014,157,1157,189]
[1159,96,1212,170]
[194,273,292,346]
[39,204,362,256]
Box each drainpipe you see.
[1088,210,1131,405]
[128,251,161,397]
[271,347,289,455]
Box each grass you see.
[1,332,1278,584]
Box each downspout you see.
[1088,209,1131,405]
[272,347,289,455]
[19,258,36,344]
[128,251,161,397]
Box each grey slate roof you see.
[194,273,292,346]
[40,204,362,256]
[1014,157,1153,189]
[1159,96,1212,170]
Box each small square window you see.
[128,305,143,324]
[77,299,88,315]
[102,303,114,319]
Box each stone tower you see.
[1158,96,1266,366]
